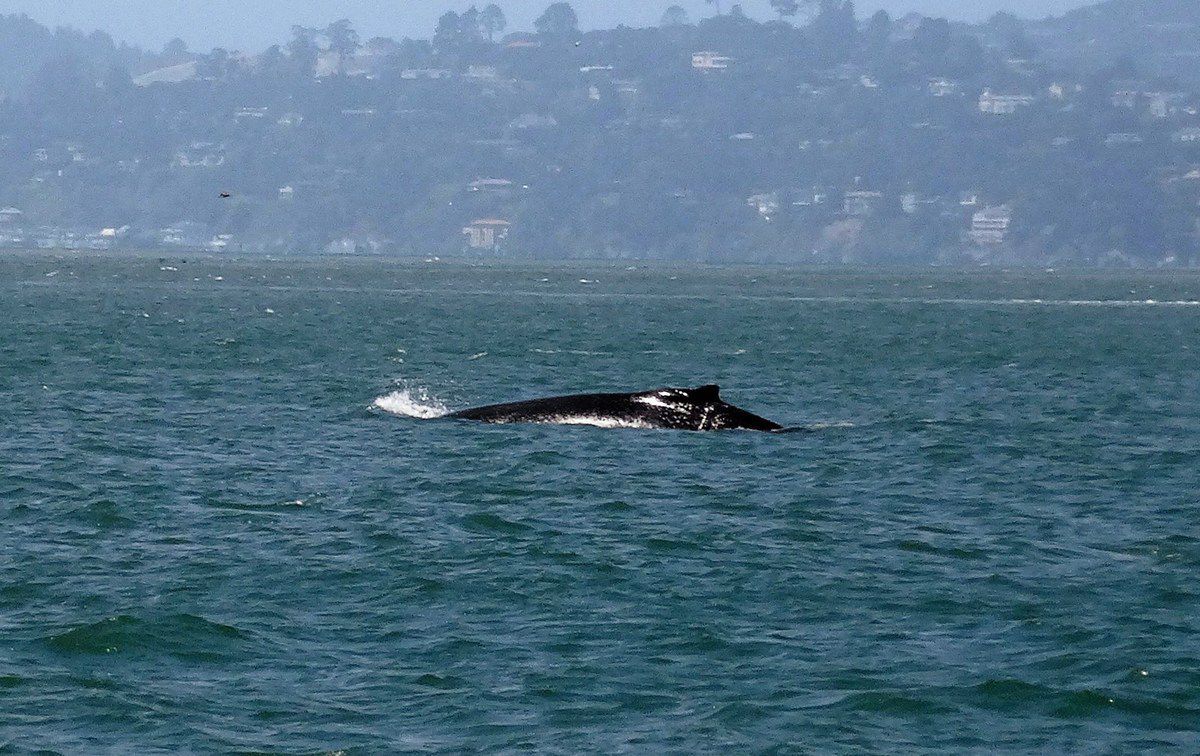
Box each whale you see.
[446,385,783,431]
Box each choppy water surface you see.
[2,254,1199,752]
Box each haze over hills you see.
[1029,0,1200,84]
[0,0,1198,265]
[0,0,1094,52]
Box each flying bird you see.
[219,192,231,198]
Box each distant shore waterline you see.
[6,248,1200,272]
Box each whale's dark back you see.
[447,385,782,432]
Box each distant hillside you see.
[0,14,143,99]
[1057,0,1200,25]
[1,5,1200,266]
[1031,0,1200,82]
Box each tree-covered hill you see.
[0,2,1197,266]
[1029,0,1200,85]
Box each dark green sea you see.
[2,253,1199,753]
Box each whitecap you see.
[373,389,448,419]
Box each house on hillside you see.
[747,193,780,220]
[469,178,514,194]
[326,234,384,254]
[929,78,960,97]
[1173,127,1200,143]
[970,205,1013,245]
[175,142,226,168]
[466,65,499,80]
[133,61,199,87]
[400,68,453,80]
[979,91,1034,115]
[463,219,511,252]
[508,113,558,131]
[158,222,209,249]
[1111,90,1139,109]
[901,192,938,215]
[504,35,541,50]
[1104,132,1144,147]
[843,190,884,217]
[235,107,268,122]
[1146,92,1186,119]
[692,52,732,71]
[791,187,830,209]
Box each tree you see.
[481,4,507,42]
[396,38,434,67]
[535,3,579,40]
[260,45,287,77]
[865,10,891,44]
[707,0,724,16]
[365,37,401,56]
[100,63,133,98]
[434,11,464,52]
[287,25,320,78]
[162,37,189,60]
[325,20,361,74]
[462,6,483,41]
[808,0,857,60]
[862,9,892,62]
[912,17,951,62]
[661,6,691,26]
[770,0,800,20]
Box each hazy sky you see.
[1,0,1095,52]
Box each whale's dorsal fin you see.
[690,384,721,403]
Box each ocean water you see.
[2,253,1199,753]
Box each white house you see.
[463,219,511,251]
[747,193,780,220]
[1104,132,1144,147]
[979,91,1034,115]
[970,205,1013,245]
[929,78,960,97]
[175,142,226,168]
[843,190,884,217]
[234,107,268,122]
[1173,127,1200,143]
[133,61,199,87]
[692,52,732,71]
[469,178,514,193]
